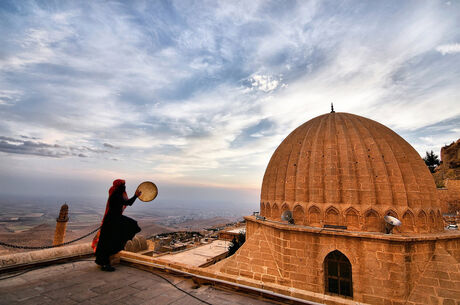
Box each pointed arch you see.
[385,209,399,219]
[265,203,271,218]
[293,205,305,225]
[401,210,415,233]
[325,206,340,225]
[272,203,280,220]
[324,250,353,297]
[308,205,321,227]
[281,203,290,215]
[429,210,436,232]
[344,207,359,230]
[384,209,400,233]
[417,211,428,233]
[364,209,381,232]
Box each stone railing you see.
[0,242,93,272]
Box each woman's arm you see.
[123,190,142,206]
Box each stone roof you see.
[156,240,228,267]
[260,112,442,233]
[0,259,278,305]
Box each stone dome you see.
[260,112,444,233]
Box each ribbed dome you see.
[260,112,443,233]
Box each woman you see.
[93,179,141,271]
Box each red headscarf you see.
[91,179,128,252]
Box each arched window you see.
[281,203,289,220]
[385,210,398,219]
[265,204,271,218]
[308,206,321,226]
[345,208,359,230]
[364,209,381,232]
[417,211,428,233]
[402,210,415,233]
[325,207,340,225]
[293,205,305,225]
[429,210,435,232]
[272,203,280,220]
[324,250,353,297]
[385,210,400,233]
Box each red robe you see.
[92,179,140,265]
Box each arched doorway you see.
[324,250,352,297]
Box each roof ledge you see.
[0,242,93,273]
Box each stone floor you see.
[0,260,279,305]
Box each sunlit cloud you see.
[247,74,285,93]
[436,43,460,55]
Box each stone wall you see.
[441,139,460,171]
[437,180,460,214]
[209,217,460,305]
[433,139,460,187]
[218,231,240,241]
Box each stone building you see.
[435,138,460,215]
[209,112,460,305]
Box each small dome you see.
[260,112,443,233]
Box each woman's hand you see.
[135,189,142,197]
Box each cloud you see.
[0,136,68,158]
[0,0,459,194]
[0,136,108,158]
[0,90,22,106]
[247,74,285,93]
[103,143,119,149]
[20,135,40,140]
[436,43,460,55]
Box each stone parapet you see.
[0,242,93,272]
[244,216,460,241]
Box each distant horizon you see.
[0,183,260,217]
[1,1,459,205]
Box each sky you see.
[0,0,459,206]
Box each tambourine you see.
[136,181,158,202]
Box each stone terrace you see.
[0,260,280,305]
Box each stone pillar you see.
[53,203,69,246]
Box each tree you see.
[423,150,440,173]
[227,232,246,257]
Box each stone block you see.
[408,293,430,304]
[239,270,254,278]
[436,288,459,299]
[225,268,239,276]
[266,268,279,277]
[261,274,276,283]
[418,277,439,287]
[449,272,460,281]
[290,273,307,282]
[363,294,386,305]
[442,299,455,305]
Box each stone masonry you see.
[210,217,460,305]
[209,112,460,305]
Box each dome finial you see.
[330,103,335,113]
